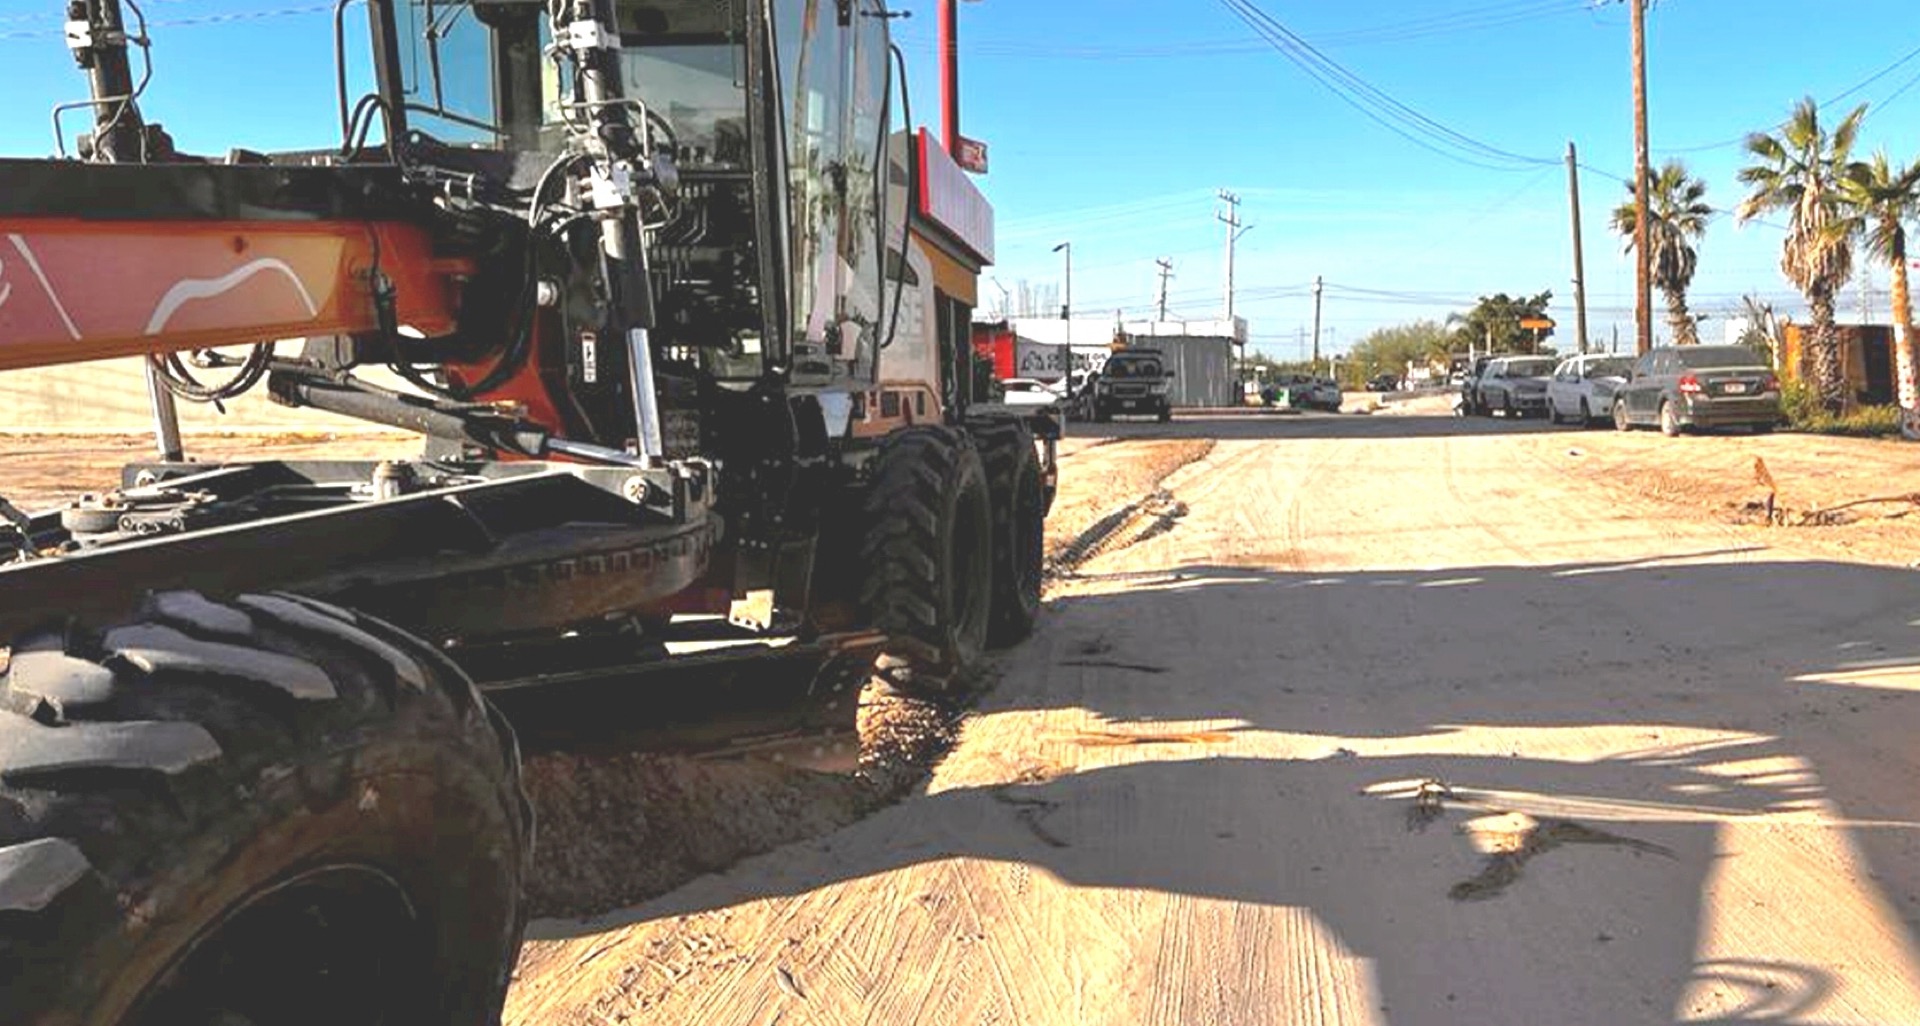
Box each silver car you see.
[1474,356,1556,417]
[1307,378,1343,411]
[1546,354,1633,426]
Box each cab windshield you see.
[386,0,747,160]
[619,44,747,166]
[1105,358,1164,379]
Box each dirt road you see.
[154,413,1920,1025]
[509,412,1920,1024]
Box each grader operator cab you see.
[0,1,1054,1022]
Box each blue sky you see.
[2,0,1917,357]
[894,0,1920,357]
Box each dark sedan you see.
[1612,344,1781,435]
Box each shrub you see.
[1781,381,1903,436]
[1820,405,1904,436]
[1779,380,1823,427]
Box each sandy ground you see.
[0,430,417,509]
[506,412,1920,1026]
[8,422,1920,1023]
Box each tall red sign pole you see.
[939,0,960,154]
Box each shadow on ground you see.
[538,557,1920,1024]
[1075,410,1547,441]
[1073,410,1775,443]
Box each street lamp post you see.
[1053,240,1072,351]
[1052,241,1072,320]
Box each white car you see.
[1546,354,1634,426]
[1307,378,1343,411]
[998,378,1061,406]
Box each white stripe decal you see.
[145,258,319,336]
[7,234,81,340]
[146,257,318,338]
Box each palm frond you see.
[1830,103,1869,164]
[1743,132,1787,164]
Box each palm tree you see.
[1841,151,1920,437]
[1736,293,1783,369]
[1612,160,1712,345]
[1736,97,1867,413]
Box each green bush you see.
[1817,405,1904,436]
[1780,380,1903,436]
[1779,380,1823,428]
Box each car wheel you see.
[1613,399,1631,432]
[1659,400,1682,437]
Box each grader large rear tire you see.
[0,590,530,1026]
[973,420,1045,647]
[860,426,994,692]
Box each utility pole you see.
[1566,140,1591,355]
[1218,191,1252,383]
[1311,275,1325,371]
[986,277,1011,320]
[1629,0,1652,356]
[1218,191,1242,321]
[1155,257,1174,321]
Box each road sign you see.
[1520,317,1556,329]
[956,135,989,174]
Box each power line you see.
[1660,39,1920,154]
[894,1,1593,60]
[0,1,332,39]
[1313,0,1589,46]
[1215,0,1560,172]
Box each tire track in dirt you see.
[1437,432,1532,563]
[1084,433,1349,574]
[510,417,1920,1026]
[1045,439,1216,578]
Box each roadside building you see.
[1778,323,1899,407]
[995,317,1245,407]
[970,320,1069,384]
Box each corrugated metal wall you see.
[1141,336,1235,407]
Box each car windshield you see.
[1677,346,1768,369]
[1585,358,1632,378]
[1105,358,1162,378]
[1505,358,1555,376]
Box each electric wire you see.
[1215,0,1560,172]
[0,1,332,39]
[893,0,1590,60]
[1661,39,1920,154]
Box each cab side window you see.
[396,0,503,146]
